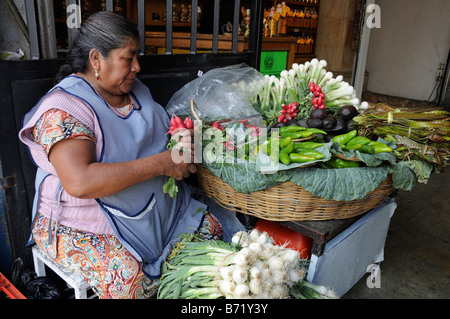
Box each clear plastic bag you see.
[166,64,266,122]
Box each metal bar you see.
[248,0,264,69]
[6,0,29,42]
[165,0,173,54]
[37,0,57,59]
[438,50,450,105]
[190,0,198,54]
[352,0,374,99]
[137,0,146,55]
[105,0,113,12]
[212,0,220,53]
[231,0,240,53]
[24,0,39,59]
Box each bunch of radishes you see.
[309,81,326,110]
[277,102,299,123]
[169,114,194,135]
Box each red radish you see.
[174,116,184,128]
[308,82,327,110]
[184,117,193,129]
[277,102,301,123]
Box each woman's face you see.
[97,38,141,96]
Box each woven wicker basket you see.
[197,165,395,222]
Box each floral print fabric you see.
[32,108,96,156]
[32,212,222,299]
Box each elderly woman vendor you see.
[19,11,243,299]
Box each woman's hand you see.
[160,149,197,181]
[164,128,197,180]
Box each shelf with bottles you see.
[295,33,315,55]
[286,8,318,30]
[263,0,319,38]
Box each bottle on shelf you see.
[188,4,192,22]
[278,2,288,35]
[180,4,188,22]
[172,3,179,22]
[311,10,318,29]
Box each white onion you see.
[234,284,249,298]
[248,242,263,254]
[256,232,270,244]
[250,266,262,280]
[281,249,300,267]
[288,268,306,284]
[232,267,248,284]
[268,256,284,271]
[220,266,234,282]
[272,270,287,285]
[248,228,261,242]
[271,285,287,299]
[249,278,262,295]
[260,269,272,284]
[231,231,249,247]
[219,280,235,294]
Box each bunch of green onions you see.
[253,59,365,126]
[157,230,337,299]
[353,104,450,171]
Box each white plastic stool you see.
[32,245,94,299]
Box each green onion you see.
[157,231,337,299]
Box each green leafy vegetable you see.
[163,176,178,199]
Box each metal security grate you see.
[22,0,263,64]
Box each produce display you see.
[160,60,450,299]
[252,59,367,126]
[157,230,337,299]
[164,59,449,199]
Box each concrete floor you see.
[342,94,450,299]
[343,168,449,298]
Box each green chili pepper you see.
[305,128,328,135]
[289,153,316,163]
[345,136,371,150]
[359,144,375,154]
[279,152,291,165]
[280,131,316,139]
[265,141,272,156]
[327,158,360,168]
[294,141,325,150]
[368,141,393,153]
[279,137,292,149]
[281,141,295,154]
[333,130,357,146]
[295,149,325,160]
[279,126,307,135]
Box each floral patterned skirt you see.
[32,212,223,299]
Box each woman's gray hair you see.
[56,11,140,82]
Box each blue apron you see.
[23,75,206,278]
